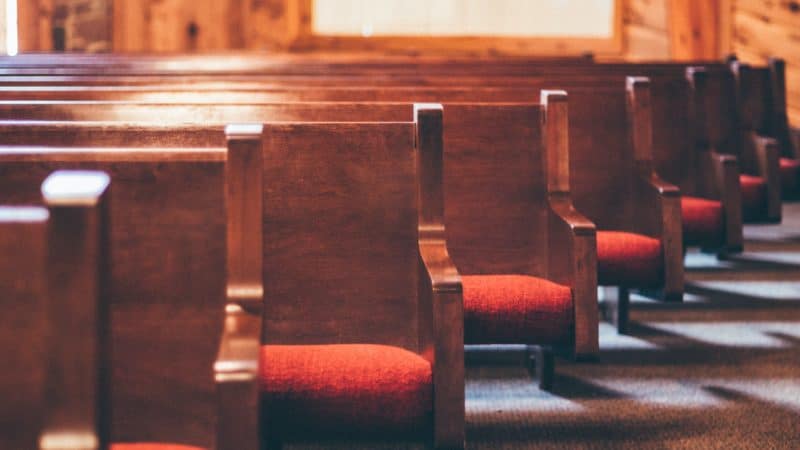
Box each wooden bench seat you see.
[0,100,599,360]
[0,93,680,335]
[689,64,782,224]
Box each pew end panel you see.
[632,170,683,302]
[0,206,49,450]
[541,90,598,358]
[442,101,595,361]
[751,134,782,223]
[707,152,744,253]
[767,58,797,159]
[260,121,462,447]
[626,77,684,302]
[215,125,264,450]
[415,104,465,449]
[40,170,112,450]
[0,147,227,448]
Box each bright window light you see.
[6,0,17,56]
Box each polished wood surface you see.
[0,97,601,355]
[215,125,265,450]
[0,147,226,448]
[728,61,782,222]
[0,206,48,450]
[625,77,684,300]
[415,104,465,448]
[40,170,112,450]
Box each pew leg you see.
[525,345,555,390]
[601,286,629,334]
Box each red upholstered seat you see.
[740,174,767,221]
[596,231,663,287]
[112,445,204,450]
[259,344,432,437]
[461,275,573,345]
[779,157,800,196]
[681,196,724,247]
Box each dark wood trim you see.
[626,77,684,302]
[40,170,111,450]
[415,104,465,449]
[751,134,782,222]
[710,152,744,252]
[214,125,264,450]
[541,90,598,358]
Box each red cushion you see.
[259,344,432,437]
[681,196,724,247]
[596,231,663,287]
[779,157,800,195]
[462,275,573,345]
[112,445,204,450]
[740,174,767,220]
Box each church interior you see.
[0,1,799,449]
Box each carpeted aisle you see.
[287,204,800,449]
[466,203,800,449]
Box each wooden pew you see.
[38,170,115,450]
[0,92,681,334]
[3,116,464,448]
[0,203,48,450]
[0,143,231,448]
[767,59,799,161]
[0,100,600,359]
[698,63,782,223]
[764,58,800,200]
[247,111,464,447]
[0,74,744,255]
[0,169,254,450]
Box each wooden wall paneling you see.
[114,0,246,52]
[668,0,725,60]
[622,0,669,60]
[733,2,800,126]
[18,0,54,52]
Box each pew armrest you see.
[635,171,683,300]
[709,152,744,252]
[547,194,598,358]
[752,135,782,222]
[214,303,262,450]
[418,240,464,449]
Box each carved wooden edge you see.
[626,76,654,163]
[709,152,744,253]
[215,124,264,450]
[40,170,111,450]
[414,103,465,449]
[768,58,797,159]
[751,134,782,223]
[540,90,570,194]
[0,206,48,450]
[685,66,710,150]
[641,171,684,301]
[540,91,598,358]
[626,77,682,301]
[727,60,751,129]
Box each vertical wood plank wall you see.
[732,0,800,126]
[623,0,670,60]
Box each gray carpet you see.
[289,204,800,449]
